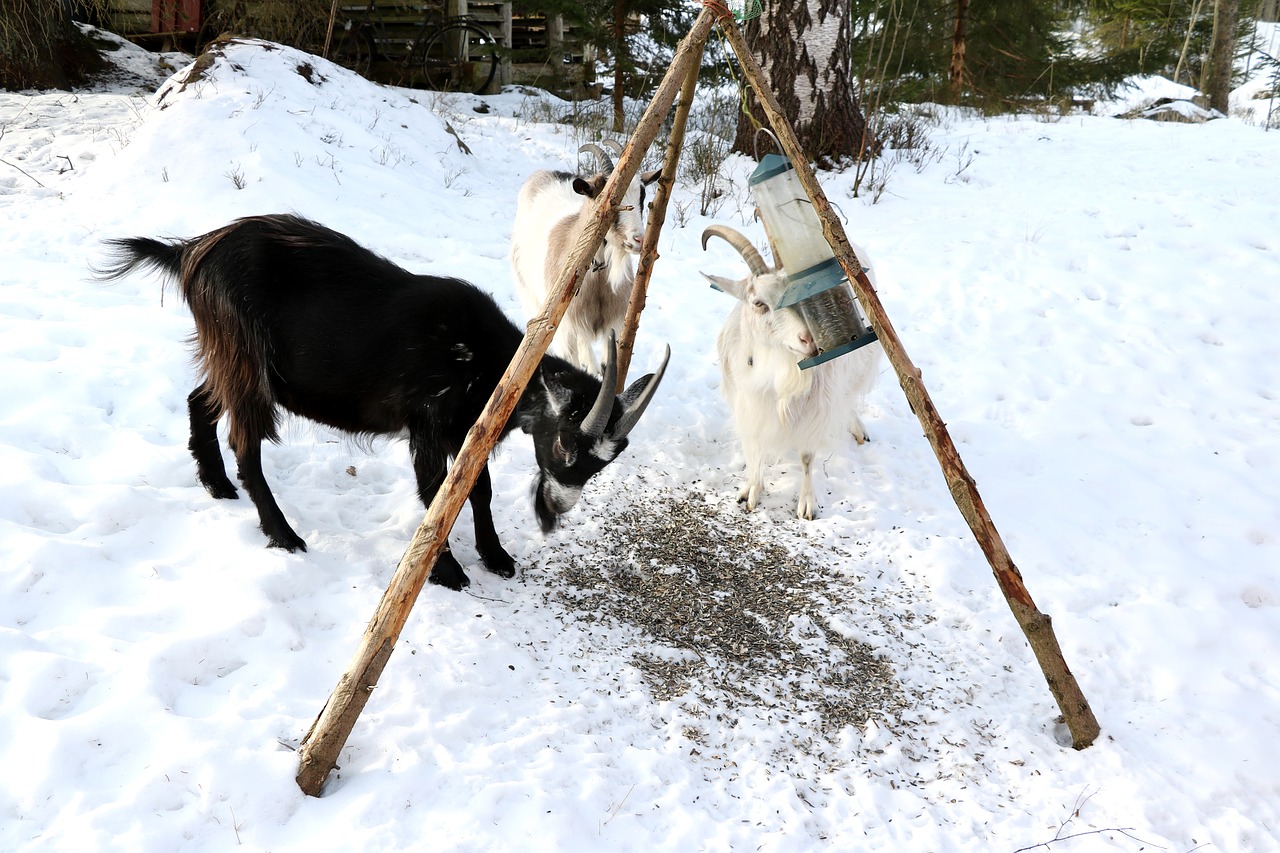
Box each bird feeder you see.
[748,154,877,369]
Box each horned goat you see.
[511,141,661,374]
[97,214,669,591]
[702,225,882,520]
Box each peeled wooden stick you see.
[718,14,1101,750]
[295,6,721,797]
[615,45,704,391]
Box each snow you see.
[2,28,1279,852]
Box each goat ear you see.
[538,367,573,415]
[572,176,606,199]
[702,272,748,301]
[640,169,662,186]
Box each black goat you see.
[97,214,669,590]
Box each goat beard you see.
[532,477,561,534]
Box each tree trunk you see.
[949,0,970,99]
[0,0,105,90]
[732,0,874,167]
[1205,0,1241,113]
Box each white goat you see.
[511,143,661,374]
[702,225,883,520]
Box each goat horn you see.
[580,330,619,438]
[600,139,624,157]
[578,142,615,174]
[611,343,671,440]
[701,225,770,278]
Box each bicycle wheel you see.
[327,23,374,76]
[422,22,499,95]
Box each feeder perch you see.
[748,153,878,369]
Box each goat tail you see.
[95,236,186,283]
[101,223,282,449]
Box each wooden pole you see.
[718,16,1101,750]
[294,6,720,797]
[615,46,705,392]
[321,0,339,58]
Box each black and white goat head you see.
[96,214,669,590]
[521,330,660,532]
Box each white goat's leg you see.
[797,451,817,520]
[572,335,601,376]
[738,435,766,511]
[850,411,870,445]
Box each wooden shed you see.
[96,2,597,96]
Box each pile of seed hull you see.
[540,491,907,745]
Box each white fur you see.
[541,476,585,515]
[511,167,654,374]
[708,256,883,520]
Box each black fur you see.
[98,214,655,590]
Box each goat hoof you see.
[202,478,239,500]
[267,532,307,553]
[481,552,516,579]
[851,419,871,445]
[429,563,471,591]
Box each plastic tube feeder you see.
[749,153,877,369]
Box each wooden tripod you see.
[295,1,1098,797]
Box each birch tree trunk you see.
[732,0,874,166]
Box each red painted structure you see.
[151,0,202,34]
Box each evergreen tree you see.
[849,0,1231,107]
[513,0,698,130]
[1081,0,1216,85]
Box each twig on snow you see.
[1,158,45,188]
[1011,826,1164,852]
[602,784,636,829]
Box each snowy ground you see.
[1,27,1278,852]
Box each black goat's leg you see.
[187,383,238,499]
[409,430,470,591]
[468,464,516,579]
[234,441,307,553]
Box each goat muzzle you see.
[534,475,584,533]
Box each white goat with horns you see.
[702,225,883,520]
[511,141,662,374]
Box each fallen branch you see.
[1,158,45,188]
[1012,827,1162,852]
